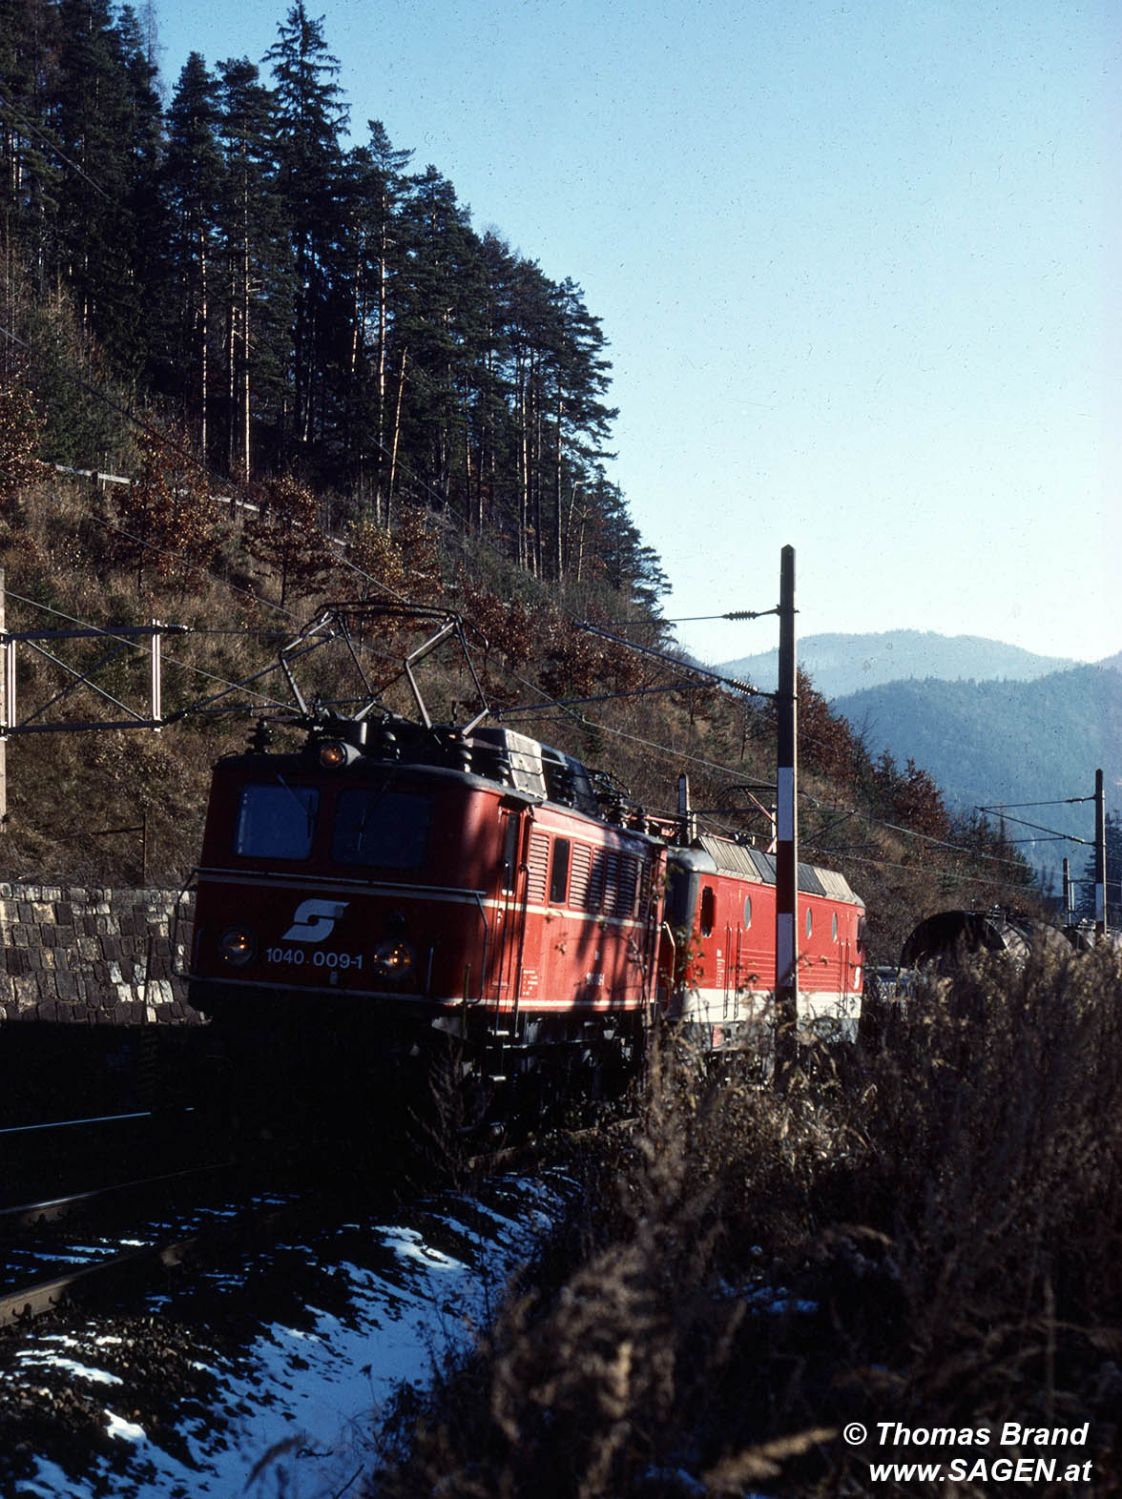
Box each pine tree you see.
[393,165,486,517]
[467,232,519,540]
[580,476,667,609]
[336,120,412,511]
[162,53,223,458]
[0,0,62,279]
[265,2,348,454]
[215,56,286,481]
[50,0,162,376]
[505,254,558,574]
[545,278,617,582]
[114,4,164,381]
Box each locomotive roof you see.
[676,832,863,907]
[223,722,659,836]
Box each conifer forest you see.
[0,0,663,606]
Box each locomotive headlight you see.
[318,739,353,769]
[219,925,256,966]
[372,939,415,983]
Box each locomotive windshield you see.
[332,788,431,870]
[235,783,319,859]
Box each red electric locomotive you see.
[659,836,865,1052]
[183,605,866,1115]
[187,715,667,1102]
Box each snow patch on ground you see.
[8,1174,565,1499]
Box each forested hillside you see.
[0,0,1033,954]
[1,0,662,599]
[833,666,1122,889]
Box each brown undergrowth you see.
[370,945,1122,1496]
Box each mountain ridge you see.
[716,629,1087,701]
[831,663,1122,885]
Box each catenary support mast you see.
[775,545,798,1081]
[1095,767,1107,936]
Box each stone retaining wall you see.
[0,884,199,1024]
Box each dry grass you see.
[371,945,1122,1496]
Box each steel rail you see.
[0,1162,232,1230]
[0,1232,206,1328]
[0,1173,300,1331]
[0,1108,157,1139]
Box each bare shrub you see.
[373,947,1122,1495]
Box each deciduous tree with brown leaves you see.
[115,425,221,590]
[0,370,44,517]
[243,472,331,605]
[346,506,443,603]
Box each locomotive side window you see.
[806,907,813,937]
[700,886,716,938]
[500,816,519,893]
[236,783,319,860]
[744,895,752,929]
[332,788,431,870]
[549,838,571,903]
[665,866,696,929]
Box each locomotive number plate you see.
[265,946,365,971]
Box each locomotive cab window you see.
[743,895,752,929]
[236,783,319,860]
[700,886,716,938]
[332,788,431,870]
[549,838,571,904]
[805,907,813,938]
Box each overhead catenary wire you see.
[0,308,1044,886]
[972,808,1093,846]
[978,796,1095,810]
[595,608,779,627]
[569,614,772,700]
[803,844,1041,899]
[498,680,723,716]
[489,616,1034,875]
[1,118,1026,886]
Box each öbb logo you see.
[283,899,350,943]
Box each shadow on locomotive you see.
[183,707,866,1116]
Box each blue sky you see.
[154,0,1121,666]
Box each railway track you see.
[0,1101,319,1331]
[0,1104,219,1209]
[0,1164,306,1330]
[0,1088,627,1335]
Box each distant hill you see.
[718,630,1080,700]
[832,665,1122,887]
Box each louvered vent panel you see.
[618,855,639,917]
[526,832,550,904]
[601,852,621,916]
[587,850,606,912]
[638,858,653,917]
[569,842,592,908]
